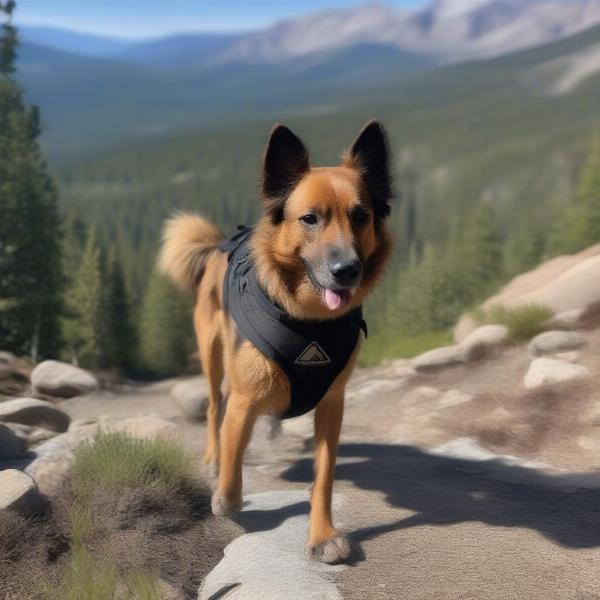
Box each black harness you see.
[220,227,367,419]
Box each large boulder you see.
[524,358,589,389]
[171,377,209,421]
[0,423,28,459]
[412,345,468,372]
[455,243,600,341]
[31,360,98,398]
[0,397,71,432]
[460,324,509,356]
[527,330,586,357]
[0,469,44,515]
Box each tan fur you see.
[158,213,224,291]
[159,126,392,562]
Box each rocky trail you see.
[4,323,600,599]
[4,243,600,598]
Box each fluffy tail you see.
[158,213,224,292]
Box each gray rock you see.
[412,345,468,372]
[0,351,16,364]
[524,357,589,389]
[100,414,177,440]
[528,330,586,357]
[0,423,28,459]
[25,423,99,494]
[199,490,345,600]
[31,360,98,398]
[171,377,209,421]
[0,469,44,515]
[460,324,509,356]
[0,397,70,432]
[548,308,585,330]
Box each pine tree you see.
[61,227,103,367]
[139,270,193,376]
[448,202,502,300]
[0,2,62,358]
[104,247,136,373]
[550,137,600,255]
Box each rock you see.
[437,389,473,409]
[100,414,177,441]
[0,423,28,459]
[460,324,509,356]
[553,351,581,363]
[27,427,60,446]
[171,377,209,421]
[199,490,345,600]
[412,345,468,372]
[25,423,100,494]
[455,244,600,342]
[548,308,585,330]
[31,360,99,398]
[0,351,16,364]
[0,398,70,432]
[528,330,586,357]
[524,358,589,389]
[0,469,44,515]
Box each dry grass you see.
[0,434,240,600]
[473,303,553,342]
[72,433,196,493]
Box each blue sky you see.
[16,0,425,38]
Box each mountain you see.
[120,32,243,68]
[212,0,600,65]
[19,26,133,57]
[14,1,600,160]
[55,22,600,300]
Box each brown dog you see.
[159,121,392,563]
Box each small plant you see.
[472,303,553,342]
[72,433,195,492]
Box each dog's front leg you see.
[305,393,350,564]
[211,392,257,516]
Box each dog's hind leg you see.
[305,393,350,564]
[211,392,258,516]
[197,315,225,477]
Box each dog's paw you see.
[211,491,242,517]
[305,535,351,564]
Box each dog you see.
[159,120,392,563]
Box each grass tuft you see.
[72,433,195,492]
[472,303,553,342]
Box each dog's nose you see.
[330,259,362,287]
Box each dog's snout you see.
[329,258,362,287]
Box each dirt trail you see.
[59,333,600,599]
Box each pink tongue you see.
[324,289,344,310]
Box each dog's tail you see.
[158,212,224,292]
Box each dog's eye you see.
[299,214,318,226]
[352,207,370,226]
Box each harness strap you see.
[220,227,366,419]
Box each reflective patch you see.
[294,342,332,366]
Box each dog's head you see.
[253,121,393,320]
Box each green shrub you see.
[472,303,553,342]
[72,433,195,492]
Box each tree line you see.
[2,2,600,373]
[0,4,193,376]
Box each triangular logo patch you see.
[295,342,331,366]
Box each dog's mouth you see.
[321,288,352,311]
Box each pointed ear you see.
[346,120,392,219]
[261,124,309,223]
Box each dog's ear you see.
[261,124,309,223]
[346,120,392,219]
